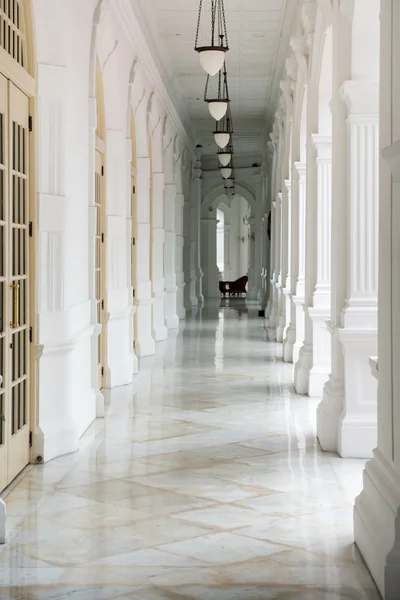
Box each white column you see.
[247,217,258,300]
[354,4,399,595]
[223,223,232,281]
[265,139,278,324]
[319,82,379,458]
[189,174,199,307]
[282,180,292,347]
[309,135,332,397]
[193,164,204,304]
[201,216,219,298]
[135,156,155,357]
[164,183,179,329]
[151,172,168,341]
[283,178,296,363]
[292,162,306,366]
[337,82,379,456]
[265,199,276,326]
[175,192,186,319]
[277,181,289,342]
[183,196,193,312]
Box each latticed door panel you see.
[131,170,137,346]
[95,150,105,389]
[0,0,26,69]
[0,75,30,491]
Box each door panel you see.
[0,77,30,492]
[95,150,105,389]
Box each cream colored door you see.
[95,150,106,389]
[0,75,30,491]
[131,169,136,346]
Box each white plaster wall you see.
[28,0,196,468]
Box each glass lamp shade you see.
[198,48,227,76]
[208,100,228,121]
[221,167,232,179]
[218,152,232,166]
[214,132,230,148]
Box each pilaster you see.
[309,135,332,397]
[164,183,179,329]
[201,215,219,299]
[292,162,306,366]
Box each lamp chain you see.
[194,0,203,49]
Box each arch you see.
[202,182,256,215]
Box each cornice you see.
[112,0,196,160]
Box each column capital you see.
[290,36,309,80]
[285,56,298,83]
[340,80,379,116]
[280,80,293,115]
[311,134,332,160]
[283,179,292,195]
[294,161,306,180]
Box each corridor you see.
[0,304,379,599]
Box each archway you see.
[95,59,106,390]
[0,0,36,493]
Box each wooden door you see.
[95,150,106,389]
[0,76,30,491]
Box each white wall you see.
[29,0,196,467]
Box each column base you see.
[166,314,179,330]
[338,415,377,459]
[152,325,168,342]
[317,375,344,452]
[309,366,330,398]
[294,343,312,394]
[354,449,400,599]
[276,307,286,343]
[247,288,259,301]
[309,306,331,398]
[292,293,305,366]
[95,388,105,418]
[283,324,295,363]
[264,297,273,327]
[34,420,80,465]
[136,337,156,357]
[337,327,378,458]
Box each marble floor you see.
[0,302,380,599]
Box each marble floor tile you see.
[0,303,380,599]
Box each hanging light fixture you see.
[214,105,233,148]
[218,143,233,166]
[204,63,230,121]
[194,0,229,76]
[221,167,232,179]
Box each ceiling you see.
[133,0,295,162]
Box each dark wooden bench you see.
[219,275,248,297]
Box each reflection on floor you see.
[0,303,379,599]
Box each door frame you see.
[0,0,37,480]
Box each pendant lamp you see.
[204,65,230,122]
[208,100,228,121]
[214,105,233,148]
[215,132,230,148]
[221,167,232,179]
[194,0,229,76]
[218,144,233,166]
